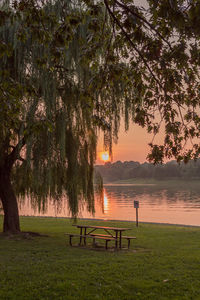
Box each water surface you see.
[18,182,200,226]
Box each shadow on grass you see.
[0,231,49,240]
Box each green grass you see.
[1,216,200,299]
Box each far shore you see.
[104,183,157,186]
[103,178,200,186]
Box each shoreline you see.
[103,179,200,186]
[104,183,157,186]
[10,214,200,228]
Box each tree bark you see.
[0,166,20,233]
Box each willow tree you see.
[0,0,118,233]
[2,0,200,233]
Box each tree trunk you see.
[0,166,20,233]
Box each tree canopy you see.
[1,0,200,233]
[101,0,200,163]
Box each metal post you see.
[136,207,138,227]
[134,200,139,227]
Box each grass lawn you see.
[0,216,200,300]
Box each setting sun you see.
[100,151,110,162]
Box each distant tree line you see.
[95,160,200,182]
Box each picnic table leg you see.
[119,231,122,249]
[115,231,118,249]
[69,235,72,246]
[79,227,83,245]
[84,228,87,246]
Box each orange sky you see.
[96,123,165,164]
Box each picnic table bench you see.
[65,233,115,249]
[65,224,136,249]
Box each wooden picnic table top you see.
[73,224,130,231]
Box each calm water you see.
[18,183,200,226]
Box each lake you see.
[18,182,200,226]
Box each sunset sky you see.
[96,122,164,164]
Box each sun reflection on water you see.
[103,190,109,214]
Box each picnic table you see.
[65,224,136,249]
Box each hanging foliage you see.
[2,0,200,233]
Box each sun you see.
[100,151,110,162]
